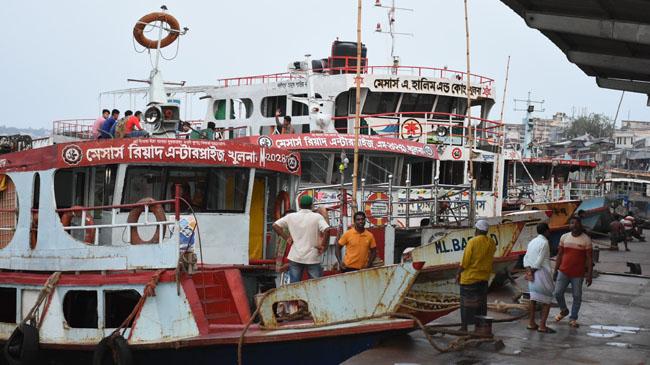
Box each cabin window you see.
[301,153,330,184]
[362,91,400,115]
[472,162,493,191]
[104,290,141,328]
[364,156,396,185]
[231,99,254,119]
[434,96,454,113]
[63,290,98,328]
[30,174,39,249]
[291,94,322,117]
[213,99,227,120]
[93,165,118,210]
[123,166,249,213]
[399,93,435,113]
[405,160,433,186]
[54,168,91,208]
[0,174,17,249]
[0,287,16,323]
[261,95,287,117]
[335,91,349,117]
[439,161,464,185]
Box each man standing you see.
[93,109,110,139]
[272,195,329,282]
[98,109,119,139]
[336,211,377,272]
[457,219,496,332]
[523,223,556,333]
[190,121,217,140]
[553,216,593,328]
[275,108,295,134]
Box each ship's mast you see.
[374,0,413,67]
[514,92,545,158]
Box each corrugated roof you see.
[501,0,650,102]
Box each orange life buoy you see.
[133,12,181,49]
[274,191,291,220]
[127,198,167,244]
[364,192,389,226]
[61,206,95,245]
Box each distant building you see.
[614,119,650,148]
[504,123,525,148]
[531,112,569,144]
[621,120,650,130]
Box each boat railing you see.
[301,178,472,229]
[217,64,494,88]
[52,119,95,140]
[53,186,181,245]
[331,111,502,148]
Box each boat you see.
[0,10,429,365]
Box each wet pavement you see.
[345,238,650,365]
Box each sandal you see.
[538,327,556,334]
[554,309,569,322]
[569,320,579,328]
[527,324,539,330]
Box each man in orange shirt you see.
[336,211,377,272]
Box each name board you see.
[369,76,493,99]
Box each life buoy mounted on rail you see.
[127,198,167,245]
[61,206,96,245]
[274,191,291,220]
[364,192,389,226]
[133,12,181,49]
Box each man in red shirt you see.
[125,111,149,138]
[553,216,593,328]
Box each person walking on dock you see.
[272,195,329,283]
[336,211,377,273]
[553,216,593,328]
[457,219,496,332]
[524,223,556,333]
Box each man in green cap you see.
[272,194,330,282]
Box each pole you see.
[492,56,510,216]
[463,0,475,225]
[352,0,363,213]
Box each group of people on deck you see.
[93,109,149,139]
[457,215,593,334]
[271,195,377,283]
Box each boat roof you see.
[504,151,596,167]
[0,138,301,175]
[234,134,438,159]
[604,177,650,184]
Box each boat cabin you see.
[0,138,301,272]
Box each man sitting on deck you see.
[456,219,496,333]
[336,211,377,273]
[98,109,119,139]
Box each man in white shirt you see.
[272,195,330,283]
[523,223,555,333]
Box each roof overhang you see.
[501,0,650,106]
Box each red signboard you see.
[0,139,300,175]
[55,139,301,174]
[243,134,438,159]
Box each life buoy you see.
[274,191,291,220]
[127,198,167,244]
[3,323,39,365]
[92,335,133,365]
[364,192,389,226]
[133,12,180,49]
[61,206,96,245]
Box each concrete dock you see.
[345,239,650,365]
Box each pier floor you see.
[345,238,650,365]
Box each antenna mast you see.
[374,0,413,67]
[514,91,545,158]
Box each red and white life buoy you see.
[127,198,167,244]
[61,206,95,245]
[133,12,181,49]
[364,192,389,226]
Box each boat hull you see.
[1,327,410,365]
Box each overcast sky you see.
[1,0,648,129]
